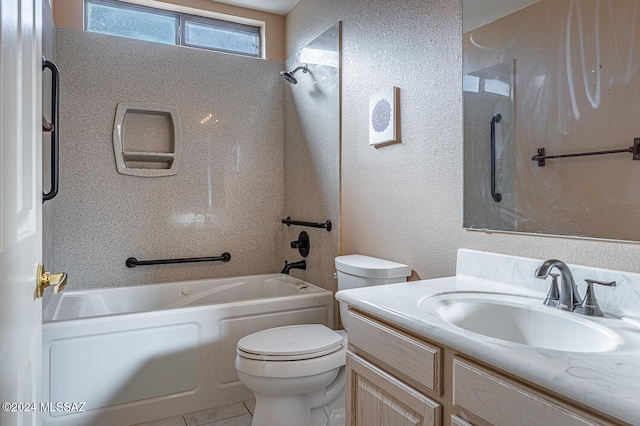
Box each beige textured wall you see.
[285,0,640,279]
[53,28,285,289]
[52,0,285,61]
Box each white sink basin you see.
[420,292,623,352]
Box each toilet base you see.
[252,393,311,426]
[243,367,345,426]
[251,389,345,426]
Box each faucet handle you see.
[290,231,310,257]
[543,273,560,307]
[573,279,616,317]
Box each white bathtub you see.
[42,274,334,426]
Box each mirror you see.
[463,0,640,241]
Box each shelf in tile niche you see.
[113,102,182,177]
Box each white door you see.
[0,1,44,425]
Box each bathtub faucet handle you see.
[290,231,310,257]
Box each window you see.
[85,0,261,57]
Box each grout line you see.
[241,400,255,415]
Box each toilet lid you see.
[237,324,345,361]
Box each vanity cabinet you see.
[346,309,625,426]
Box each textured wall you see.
[54,28,285,289]
[285,0,640,281]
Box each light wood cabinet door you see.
[346,351,441,426]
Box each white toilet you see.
[234,254,411,426]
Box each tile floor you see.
[132,399,255,426]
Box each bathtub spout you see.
[281,260,306,274]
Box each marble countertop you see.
[336,251,640,425]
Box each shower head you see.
[280,71,298,84]
[280,64,308,84]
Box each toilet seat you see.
[237,324,345,361]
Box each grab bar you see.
[282,216,332,232]
[490,114,502,202]
[126,252,231,268]
[42,56,60,203]
[532,139,640,166]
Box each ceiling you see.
[216,0,541,25]
[463,0,540,33]
[212,0,300,15]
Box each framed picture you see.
[369,87,400,146]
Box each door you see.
[0,1,44,425]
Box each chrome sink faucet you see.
[534,259,582,311]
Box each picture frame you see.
[369,87,400,146]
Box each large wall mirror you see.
[463,0,640,241]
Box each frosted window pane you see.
[184,21,259,56]
[86,2,176,45]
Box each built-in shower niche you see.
[113,102,182,177]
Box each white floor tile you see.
[131,415,187,426]
[201,413,252,426]
[184,402,249,426]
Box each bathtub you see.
[41,274,334,426]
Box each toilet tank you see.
[335,254,411,329]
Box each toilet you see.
[234,254,411,426]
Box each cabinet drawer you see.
[452,358,613,426]
[347,310,441,395]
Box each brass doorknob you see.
[35,264,67,299]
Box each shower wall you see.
[53,28,285,289]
